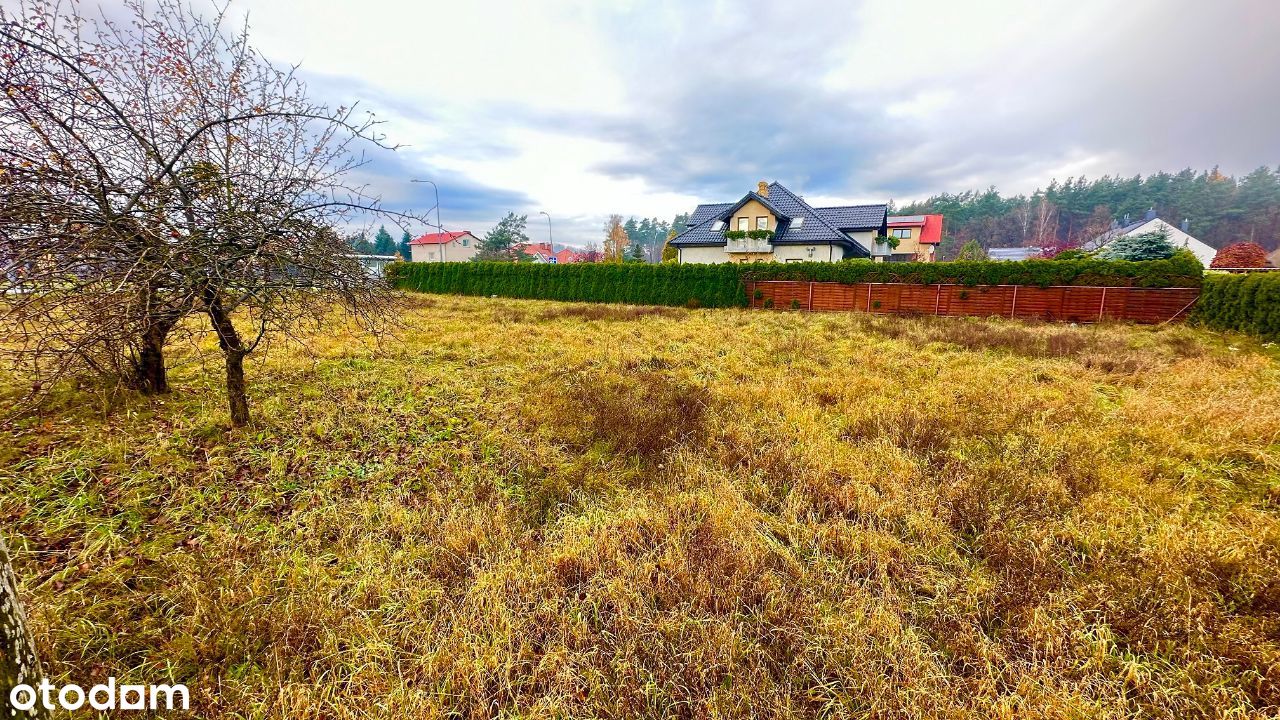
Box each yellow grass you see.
[3,294,1279,718]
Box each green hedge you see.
[388,252,1203,308]
[1191,272,1280,340]
[388,261,748,307]
[738,250,1204,288]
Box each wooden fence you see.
[746,281,1201,324]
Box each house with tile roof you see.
[408,230,480,262]
[552,248,585,264]
[886,214,944,262]
[515,242,555,262]
[1083,210,1217,266]
[669,181,889,264]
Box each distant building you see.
[553,248,585,264]
[1084,210,1216,266]
[670,181,888,263]
[516,242,555,262]
[1267,247,1280,268]
[987,247,1044,261]
[885,214,944,262]
[409,231,480,262]
[346,254,398,276]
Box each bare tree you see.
[0,0,421,424]
[1031,194,1059,247]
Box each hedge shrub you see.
[738,250,1203,288]
[388,261,749,308]
[387,251,1203,308]
[1191,272,1280,339]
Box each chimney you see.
[757,181,769,198]
[1144,206,1156,222]
[1181,218,1190,233]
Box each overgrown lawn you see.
[3,295,1279,718]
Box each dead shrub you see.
[544,367,710,459]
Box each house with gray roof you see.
[1083,210,1217,266]
[670,181,888,264]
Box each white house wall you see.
[678,242,856,264]
[1125,219,1217,266]
[409,234,481,263]
[677,246,731,264]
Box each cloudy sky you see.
[228,0,1280,247]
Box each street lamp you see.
[539,211,553,253]
[411,179,444,262]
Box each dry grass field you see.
[3,294,1280,718]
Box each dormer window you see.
[737,217,749,232]
[756,217,768,230]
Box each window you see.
[785,258,804,263]
[712,220,725,231]
[737,217,749,231]
[461,237,469,246]
[892,228,913,239]
[756,216,768,230]
[791,217,804,228]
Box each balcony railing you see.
[725,238,773,254]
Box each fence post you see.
[1010,285,1018,318]
[1098,287,1108,321]
[808,281,814,312]
[866,283,873,313]
[934,284,942,315]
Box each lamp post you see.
[539,211,553,253]
[411,179,444,261]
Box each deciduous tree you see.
[1,533,47,719]
[603,214,628,263]
[0,0,421,425]
[1211,241,1268,269]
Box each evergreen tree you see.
[899,166,1280,252]
[1097,229,1176,261]
[475,212,531,261]
[347,232,375,255]
[398,230,413,260]
[373,225,397,255]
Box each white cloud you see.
[216,0,1280,246]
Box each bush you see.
[1192,272,1280,339]
[387,253,1204,308]
[736,251,1203,289]
[1210,242,1269,269]
[1097,229,1176,261]
[387,261,749,308]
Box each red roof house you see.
[407,230,480,262]
[885,214,944,262]
[553,248,584,264]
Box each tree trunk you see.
[1,534,48,719]
[205,294,251,426]
[134,321,171,394]
[224,349,249,426]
